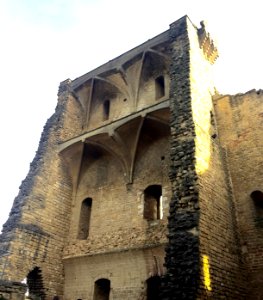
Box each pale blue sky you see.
[0,0,262,230]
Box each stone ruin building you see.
[0,15,263,300]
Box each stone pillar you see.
[161,16,200,300]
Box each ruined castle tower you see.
[0,15,263,300]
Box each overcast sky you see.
[0,0,262,230]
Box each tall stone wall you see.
[162,16,200,299]
[1,20,173,299]
[0,82,83,299]
[214,90,263,299]
[60,33,172,299]
[1,15,261,300]
[162,16,246,299]
[63,135,171,258]
[188,19,247,299]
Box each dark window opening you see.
[250,190,263,226]
[144,185,162,220]
[27,267,46,300]
[155,76,165,99]
[93,279,110,300]
[146,276,161,300]
[103,100,110,120]
[78,198,92,239]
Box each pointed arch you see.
[84,138,128,181]
[27,267,46,300]
[93,278,111,300]
[136,50,170,109]
[86,76,127,127]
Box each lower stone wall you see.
[63,246,165,300]
[198,136,246,299]
[0,280,27,300]
[214,91,263,299]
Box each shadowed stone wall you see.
[0,280,27,300]
[214,90,263,299]
[0,82,84,298]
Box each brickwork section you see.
[63,247,165,300]
[198,140,246,298]
[0,280,27,300]
[188,19,246,299]
[64,135,171,258]
[214,90,263,299]
[0,83,84,299]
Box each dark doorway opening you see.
[93,278,110,300]
[146,276,161,300]
[27,267,46,300]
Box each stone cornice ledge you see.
[62,242,166,260]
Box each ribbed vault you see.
[73,47,170,127]
[60,107,170,191]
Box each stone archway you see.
[27,267,46,300]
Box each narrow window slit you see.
[78,198,92,239]
[103,100,110,120]
[155,76,165,99]
[143,185,163,220]
[250,190,263,226]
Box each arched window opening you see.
[78,198,92,240]
[144,185,163,221]
[146,276,161,300]
[93,279,110,300]
[103,100,110,120]
[250,190,263,226]
[27,267,46,300]
[155,76,165,99]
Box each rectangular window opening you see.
[78,198,92,239]
[103,100,110,120]
[155,76,165,99]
